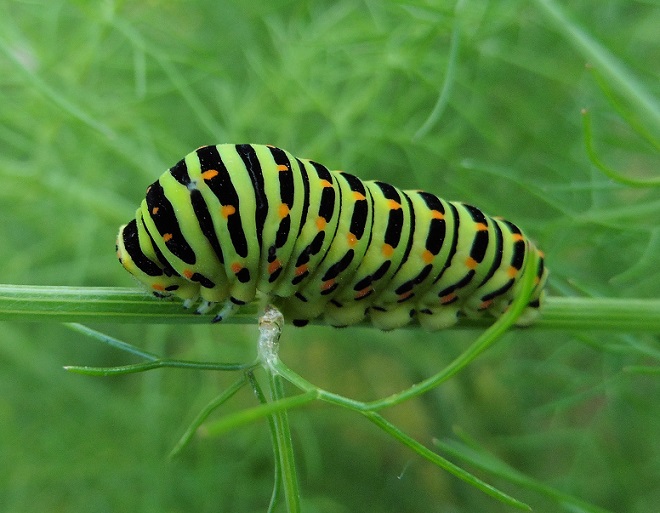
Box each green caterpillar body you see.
[116,144,547,330]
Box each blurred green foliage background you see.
[0,0,658,512]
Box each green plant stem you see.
[266,371,301,513]
[1,285,658,332]
[534,0,660,131]
[247,372,284,513]
[581,108,660,187]
[365,412,531,511]
[230,362,531,510]
[413,0,461,140]
[168,375,249,459]
[63,323,258,375]
[435,433,616,513]
[256,305,302,513]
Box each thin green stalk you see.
[585,65,660,152]
[413,0,461,140]
[168,375,249,459]
[257,305,301,513]
[0,31,153,172]
[247,372,284,513]
[110,17,227,141]
[63,323,258,375]
[1,285,659,331]
[267,372,301,513]
[265,359,531,510]
[0,36,116,139]
[435,434,615,513]
[534,0,660,131]
[364,412,531,511]
[581,108,660,187]
[366,250,538,409]
[202,390,316,438]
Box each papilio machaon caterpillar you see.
[116,144,548,330]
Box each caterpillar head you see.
[116,216,199,301]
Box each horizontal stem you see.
[0,285,260,324]
[0,284,658,332]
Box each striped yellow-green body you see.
[116,144,548,330]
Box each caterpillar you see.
[116,144,548,330]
